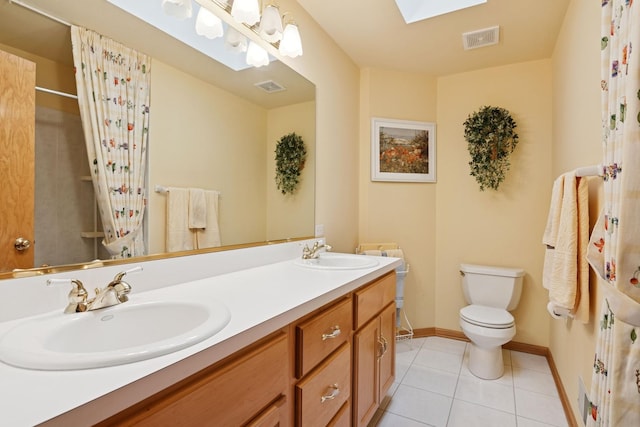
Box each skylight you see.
[394,0,487,24]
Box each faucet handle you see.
[108,266,143,302]
[46,278,88,313]
[112,265,143,282]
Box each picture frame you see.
[371,117,436,182]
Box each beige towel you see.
[542,172,590,323]
[385,249,405,259]
[188,188,207,229]
[166,187,195,252]
[195,190,221,249]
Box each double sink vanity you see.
[0,241,401,426]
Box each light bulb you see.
[195,7,223,39]
[246,41,269,67]
[258,5,283,43]
[225,26,248,53]
[161,0,192,20]
[279,23,303,58]
[231,0,260,26]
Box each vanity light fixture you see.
[161,0,304,67]
[246,40,270,67]
[162,0,193,19]
[195,6,224,39]
[230,0,260,26]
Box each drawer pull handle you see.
[321,384,340,403]
[321,325,341,341]
[378,336,388,358]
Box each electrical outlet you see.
[315,224,324,237]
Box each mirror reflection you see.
[0,0,316,277]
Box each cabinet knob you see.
[320,384,340,403]
[321,325,341,341]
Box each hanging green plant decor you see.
[275,132,307,195]
[463,106,519,191]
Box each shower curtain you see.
[586,1,640,426]
[71,26,151,259]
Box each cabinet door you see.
[353,317,379,427]
[378,303,396,400]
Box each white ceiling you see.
[296,0,571,76]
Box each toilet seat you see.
[460,305,514,329]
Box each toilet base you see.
[468,342,504,380]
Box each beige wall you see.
[148,60,268,254]
[435,59,554,346]
[550,0,602,423]
[266,101,316,241]
[358,68,438,329]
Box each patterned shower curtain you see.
[70,26,151,259]
[586,1,640,426]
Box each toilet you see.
[459,263,525,380]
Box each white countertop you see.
[0,254,401,426]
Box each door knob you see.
[14,237,31,251]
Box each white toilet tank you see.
[460,264,525,311]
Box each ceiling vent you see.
[462,25,500,50]
[254,80,286,93]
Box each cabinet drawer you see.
[328,401,351,427]
[101,332,289,427]
[296,297,351,378]
[354,271,396,329]
[296,343,351,427]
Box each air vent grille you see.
[462,26,500,50]
[254,80,286,93]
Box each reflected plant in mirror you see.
[0,0,315,278]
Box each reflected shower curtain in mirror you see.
[586,1,640,426]
[71,26,151,259]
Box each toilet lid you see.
[460,305,514,328]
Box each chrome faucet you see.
[302,241,332,259]
[47,266,142,313]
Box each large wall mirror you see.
[0,0,316,278]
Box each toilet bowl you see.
[458,264,524,380]
[460,305,515,379]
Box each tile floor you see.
[369,336,569,427]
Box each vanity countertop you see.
[0,254,401,426]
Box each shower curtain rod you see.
[36,86,78,100]
[9,0,72,27]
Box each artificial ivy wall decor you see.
[463,106,519,191]
[275,132,307,195]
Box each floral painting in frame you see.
[371,117,436,182]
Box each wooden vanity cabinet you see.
[94,270,398,427]
[98,330,290,427]
[352,272,396,427]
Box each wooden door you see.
[0,49,35,271]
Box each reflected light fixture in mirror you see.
[162,0,193,19]
[195,6,224,39]
[246,40,269,67]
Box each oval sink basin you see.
[0,298,231,370]
[293,253,379,270]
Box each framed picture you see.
[371,118,436,182]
